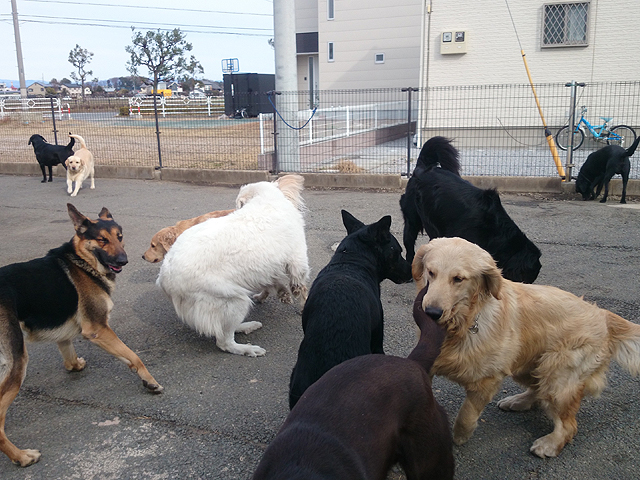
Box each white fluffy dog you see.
[157,175,310,357]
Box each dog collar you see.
[469,314,479,334]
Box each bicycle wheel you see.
[555,126,585,151]
[607,125,637,148]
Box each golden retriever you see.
[142,209,234,263]
[65,134,94,197]
[412,237,640,458]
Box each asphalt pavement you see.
[0,174,639,480]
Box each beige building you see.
[295,1,639,91]
[421,0,639,88]
[295,0,423,93]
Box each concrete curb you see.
[1,162,638,196]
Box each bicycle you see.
[555,106,636,151]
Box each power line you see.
[10,18,273,36]
[11,14,273,32]
[23,0,273,17]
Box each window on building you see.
[328,0,334,20]
[542,2,589,47]
[375,53,385,64]
[328,42,334,62]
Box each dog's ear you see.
[98,207,113,220]
[341,210,365,234]
[412,244,429,289]
[65,158,70,167]
[67,203,91,233]
[157,228,178,251]
[482,263,503,300]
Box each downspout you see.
[416,0,432,155]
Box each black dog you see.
[253,287,454,480]
[400,136,541,284]
[28,133,74,183]
[575,136,640,204]
[288,210,412,409]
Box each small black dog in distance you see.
[288,210,412,409]
[400,136,541,284]
[28,133,74,182]
[253,287,454,480]
[575,135,640,204]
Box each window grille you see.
[542,2,589,47]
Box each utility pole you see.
[11,0,28,98]
[272,0,300,171]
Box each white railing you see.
[128,95,225,117]
[258,100,413,154]
[0,96,71,119]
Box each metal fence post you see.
[564,80,585,181]
[152,93,163,169]
[49,97,58,144]
[402,87,418,176]
[268,91,280,174]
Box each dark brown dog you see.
[252,286,454,480]
[0,204,162,467]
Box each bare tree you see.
[68,44,94,101]
[125,28,203,94]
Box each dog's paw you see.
[245,345,267,357]
[497,391,536,411]
[65,356,86,371]
[278,291,293,304]
[530,434,563,458]
[235,321,262,334]
[253,291,269,303]
[142,380,164,394]
[291,284,308,301]
[452,421,476,445]
[13,449,41,467]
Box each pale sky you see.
[0,0,275,84]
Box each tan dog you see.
[65,134,95,197]
[142,209,235,263]
[412,237,640,458]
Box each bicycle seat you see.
[600,116,612,122]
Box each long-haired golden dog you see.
[412,237,640,458]
[142,209,234,263]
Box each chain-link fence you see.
[1,80,639,178]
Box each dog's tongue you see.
[109,265,123,274]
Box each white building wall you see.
[318,0,423,89]
[422,0,640,88]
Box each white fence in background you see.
[128,95,225,117]
[258,99,416,154]
[0,97,71,119]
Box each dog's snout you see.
[424,306,443,320]
[116,254,128,266]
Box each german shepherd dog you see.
[288,210,412,409]
[0,204,162,467]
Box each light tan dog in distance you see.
[142,209,235,263]
[65,134,95,197]
[412,237,640,458]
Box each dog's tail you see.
[274,174,306,211]
[415,136,461,175]
[408,286,446,372]
[625,135,640,157]
[607,311,640,376]
[69,134,87,149]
